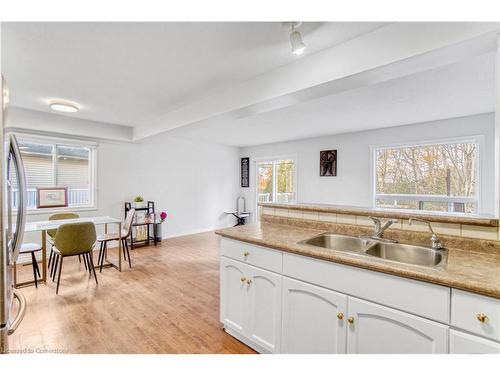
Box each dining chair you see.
[47,212,81,278]
[52,222,98,294]
[97,209,135,272]
[16,243,42,288]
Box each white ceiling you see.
[1,22,498,146]
[1,22,386,129]
[170,52,496,146]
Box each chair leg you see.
[34,255,41,278]
[86,253,92,276]
[51,253,59,281]
[97,242,103,269]
[48,247,53,269]
[125,240,132,268]
[31,252,38,288]
[56,256,64,294]
[83,251,89,271]
[100,242,107,273]
[121,239,127,261]
[78,254,82,263]
[88,251,98,285]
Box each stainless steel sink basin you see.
[299,232,447,268]
[299,233,373,252]
[364,242,446,267]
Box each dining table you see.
[16,216,123,287]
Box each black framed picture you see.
[241,157,250,187]
[320,150,337,176]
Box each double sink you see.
[299,233,446,268]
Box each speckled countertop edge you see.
[216,223,500,299]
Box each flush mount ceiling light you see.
[286,22,306,55]
[48,99,80,113]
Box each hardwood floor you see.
[9,231,256,354]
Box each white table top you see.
[23,216,121,232]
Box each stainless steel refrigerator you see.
[1,75,28,354]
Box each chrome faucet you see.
[369,217,399,241]
[408,218,445,250]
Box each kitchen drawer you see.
[221,238,282,273]
[451,289,500,341]
[450,329,500,353]
[283,252,450,323]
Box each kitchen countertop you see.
[216,222,500,299]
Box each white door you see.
[246,264,282,353]
[282,277,348,354]
[347,297,448,354]
[450,329,500,354]
[220,257,248,336]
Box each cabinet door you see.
[246,264,282,353]
[347,297,448,354]
[220,257,248,336]
[282,277,348,354]
[450,329,500,354]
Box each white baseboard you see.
[162,224,230,240]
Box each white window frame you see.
[370,135,485,215]
[252,154,298,220]
[16,133,98,214]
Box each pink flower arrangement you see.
[160,211,168,222]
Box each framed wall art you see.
[37,187,68,209]
[320,150,337,177]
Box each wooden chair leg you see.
[31,252,38,288]
[125,241,132,268]
[56,256,64,294]
[88,251,98,285]
[122,239,127,261]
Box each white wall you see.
[241,113,496,218]
[7,109,240,247]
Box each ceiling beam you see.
[134,22,500,140]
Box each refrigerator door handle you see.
[10,134,27,262]
[7,289,26,335]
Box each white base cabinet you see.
[220,257,282,353]
[282,277,347,353]
[347,297,448,354]
[219,238,500,354]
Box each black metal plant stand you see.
[125,201,158,249]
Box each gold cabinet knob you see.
[240,276,246,282]
[337,312,344,320]
[477,313,489,323]
[347,317,355,324]
[246,279,252,285]
[243,251,249,257]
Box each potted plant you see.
[155,211,167,242]
[133,195,145,208]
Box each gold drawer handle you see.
[240,276,246,283]
[246,279,252,285]
[243,251,249,257]
[477,313,489,323]
[337,312,344,320]
[347,316,355,324]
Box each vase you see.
[155,223,163,242]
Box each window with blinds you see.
[12,137,96,210]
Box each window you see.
[256,158,296,205]
[11,136,97,210]
[373,138,480,214]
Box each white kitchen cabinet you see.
[282,277,347,353]
[220,256,282,353]
[450,329,500,354]
[346,297,449,354]
[246,264,282,353]
[220,257,248,336]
